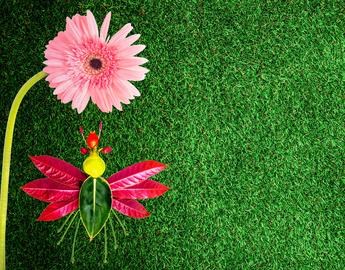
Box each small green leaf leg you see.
[109,217,117,251]
[112,209,128,236]
[104,225,108,264]
[57,210,78,246]
[71,217,80,264]
[57,213,73,233]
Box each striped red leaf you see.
[112,199,150,218]
[37,199,79,221]
[21,178,79,203]
[112,180,169,200]
[30,155,87,188]
[108,160,166,190]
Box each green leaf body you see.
[79,178,111,240]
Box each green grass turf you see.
[0,0,344,269]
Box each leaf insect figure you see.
[21,122,170,263]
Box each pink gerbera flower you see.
[44,10,149,113]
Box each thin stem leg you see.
[57,210,78,246]
[57,213,73,233]
[109,217,118,251]
[111,209,128,236]
[71,218,80,264]
[104,224,108,264]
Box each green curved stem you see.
[0,71,47,269]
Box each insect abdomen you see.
[79,177,111,240]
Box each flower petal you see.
[52,74,70,84]
[37,199,79,221]
[108,160,167,190]
[108,23,133,46]
[91,89,107,112]
[86,10,99,38]
[53,80,74,95]
[118,80,141,97]
[116,68,146,81]
[72,14,90,40]
[126,66,149,74]
[112,180,169,200]
[100,12,111,42]
[99,88,112,112]
[66,17,82,42]
[116,45,146,58]
[111,81,131,105]
[112,199,150,218]
[107,86,123,111]
[43,59,64,67]
[59,85,79,104]
[116,57,148,68]
[116,34,141,51]
[72,81,90,113]
[21,178,79,203]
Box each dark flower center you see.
[90,58,102,70]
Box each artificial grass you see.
[0,0,344,269]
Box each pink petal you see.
[108,23,133,46]
[71,14,90,40]
[116,69,146,81]
[43,59,64,67]
[53,80,73,95]
[66,17,82,42]
[118,80,141,97]
[100,12,111,42]
[99,89,112,112]
[30,155,87,188]
[49,82,60,88]
[116,45,146,58]
[21,178,79,203]
[91,89,107,112]
[77,93,90,113]
[86,10,99,38]
[107,86,123,111]
[116,34,141,51]
[108,160,167,190]
[52,74,70,84]
[44,49,66,60]
[116,57,148,68]
[37,199,79,221]
[43,66,66,74]
[112,199,150,218]
[72,81,90,113]
[45,33,71,52]
[60,85,79,104]
[46,73,63,83]
[126,66,149,74]
[111,83,131,105]
[112,180,169,200]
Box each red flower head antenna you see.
[79,122,112,155]
[87,132,99,149]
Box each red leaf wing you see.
[108,160,166,190]
[21,178,79,202]
[112,199,150,218]
[30,155,87,188]
[112,180,169,200]
[37,199,79,221]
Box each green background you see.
[1,0,344,269]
